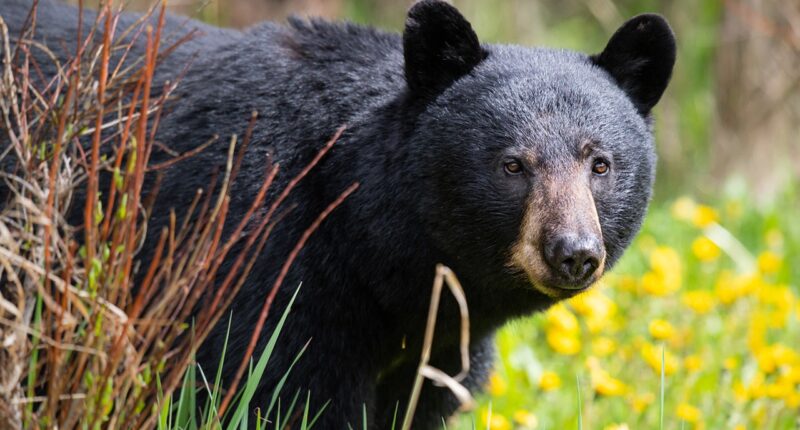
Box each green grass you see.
[158,284,331,430]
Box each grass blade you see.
[227,283,302,427]
[307,399,330,429]
[301,391,311,430]
[266,340,310,419]
[391,402,399,430]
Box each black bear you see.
[1,0,676,427]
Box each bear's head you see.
[403,0,676,300]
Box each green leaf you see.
[227,283,303,428]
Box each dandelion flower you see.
[692,205,718,228]
[586,357,628,396]
[487,372,508,396]
[684,354,703,372]
[570,290,616,320]
[757,250,782,274]
[546,331,581,355]
[648,319,676,341]
[723,356,739,370]
[676,403,702,423]
[592,371,628,396]
[629,392,655,413]
[641,342,679,375]
[650,246,682,275]
[513,410,538,428]
[785,392,800,408]
[591,337,617,357]
[481,411,511,430]
[691,236,721,262]
[545,304,579,335]
[539,371,561,391]
[681,290,715,314]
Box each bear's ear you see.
[591,14,676,116]
[403,0,485,96]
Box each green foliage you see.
[157,284,332,429]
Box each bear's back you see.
[156,16,407,160]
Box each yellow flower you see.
[692,205,718,228]
[648,319,676,341]
[756,285,795,328]
[755,348,777,374]
[723,356,739,370]
[480,409,512,430]
[641,246,682,296]
[684,355,703,372]
[570,289,616,320]
[546,330,581,355]
[747,372,767,398]
[747,315,769,353]
[681,290,715,314]
[783,364,800,384]
[592,371,628,396]
[650,246,681,275]
[512,410,538,428]
[670,197,718,228]
[765,381,794,399]
[539,371,561,391]
[676,403,702,423]
[642,271,680,296]
[768,343,799,366]
[604,425,630,430]
[586,357,627,396]
[630,392,655,413]
[487,372,507,396]
[757,251,782,274]
[641,342,680,375]
[671,197,696,221]
[785,392,800,408]
[714,272,756,305]
[545,304,579,334]
[732,381,749,402]
[591,337,617,357]
[691,236,721,262]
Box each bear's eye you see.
[592,159,610,176]
[504,160,523,175]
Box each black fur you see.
[403,0,486,96]
[591,14,677,116]
[0,1,675,428]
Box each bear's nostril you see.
[561,255,593,278]
[582,257,599,275]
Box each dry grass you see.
[0,2,353,427]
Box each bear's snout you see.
[543,233,605,288]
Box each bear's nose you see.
[544,235,603,288]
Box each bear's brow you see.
[520,150,538,166]
[580,138,601,158]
